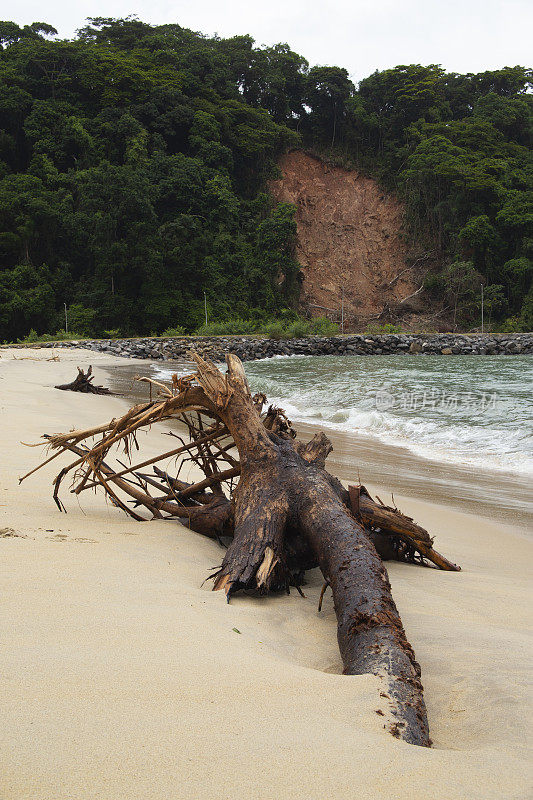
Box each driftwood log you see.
[22,353,460,747]
[55,365,111,394]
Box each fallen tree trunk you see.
[22,352,462,747]
[55,365,111,395]
[191,358,430,744]
[297,473,429,744]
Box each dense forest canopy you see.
[0,16,531,340]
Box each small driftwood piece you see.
[55,365,111,395]
[22,353,462,747]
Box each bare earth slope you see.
[270,151,421,328]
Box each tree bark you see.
[25,352,463,748]
[191,354,430,745]
[55,365,111,394]
[295,460,429,745]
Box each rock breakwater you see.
[6,333,532,361]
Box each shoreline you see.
[1,348,532,799]
[105,360,533,532]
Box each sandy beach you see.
[1,348,532,799]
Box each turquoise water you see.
[154,354,533,478]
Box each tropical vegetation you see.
[0,17,531,340]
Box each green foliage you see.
[0,21,57,47]
[482,284,507,324]
[191,314,338,338]
[518,288,533,330]
[160,325,186,337]
[365,323,404,334]
[499,289,533,331]
[0,17,530,338]
[195,319,259,335]
[66,304,97,336]
[280,316,339,337]
[501,257,533,305]
[441,261,483,327]
[16,328,84,343]
[262,320,286,340]
[497,316,522,333]
[262,315,338,338]
[347,64,532,325]
[309,316,339,336]
[0,263,56,340]
[284,319,311,338]
[0,18,299,341]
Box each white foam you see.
[150,356,533,478]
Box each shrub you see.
[519,289,533,331]
[497,316,521,333]
[191,315,339,340]
[284,319,312,338]
[195,319,258,336]
[309,316,339,336]
[365,322,404,334]
[262,321,286,340]
[16,329,86,344]
[17,328,39,343]
[160,325,186,337]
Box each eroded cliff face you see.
[270,151,422,330]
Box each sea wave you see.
[262,394,533,476]
[151,354,533,478]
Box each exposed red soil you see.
[270,151,425,331]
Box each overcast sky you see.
[8,0,532,83]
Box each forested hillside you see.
[0,17,531,339]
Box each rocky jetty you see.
[7,332,532,361]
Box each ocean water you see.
[153,354,533,479]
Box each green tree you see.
[0,16,530,338]
[304,66,354,147]
[442,261,483,328]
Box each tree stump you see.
[55,365,111,394]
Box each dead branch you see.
[21,354,464,747]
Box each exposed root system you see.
[22,353,461,747]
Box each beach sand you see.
[0,348,531,799]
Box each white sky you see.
[7,0,532,83]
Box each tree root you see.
[22,353,462,747]
[55,365,111,394]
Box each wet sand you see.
[105,360,533,531]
